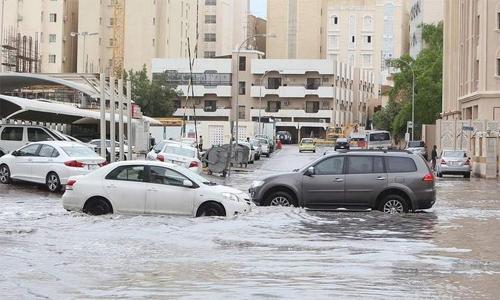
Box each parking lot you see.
[1,145,500,299]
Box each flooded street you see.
[1,145,500,299]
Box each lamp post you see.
[234,33,275,144]
[71,31,98,73]
[388,58,415,140]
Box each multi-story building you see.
[409,0,443,58]
[0,0,78,73]
[152,50,375,142]
[197,0,250,58]
[247,15,267,54]
[77,0,197,75]
[439,0,500,178]
[266,0,409,88]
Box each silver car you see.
[436,150,471,178]
[249,150,436,214]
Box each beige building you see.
[439,0,500,178]
[197,0,250,58]
[77,0,197,75]
[409,0,443,58]
[247,15,267,54]
[266,0,409,88]
[152,50,376,142]
[0,0,78,73]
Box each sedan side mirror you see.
[11,150,19,157]
[305,166,315,176]
[182,179,194,188]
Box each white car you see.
[0,141,106,192]
[148,142,202,174]
[62,161,252,217]
[89,139,131,160]
[256,137,271,157]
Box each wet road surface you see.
[1,145,500,299]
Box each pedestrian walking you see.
[199,135,203,152]
[431,145,438,171]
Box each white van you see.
[366,130,392,150]
[0,125,66,156]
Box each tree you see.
[125,65,181,117]
[373,22,443,140]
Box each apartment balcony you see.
[177,85,231,97]
[250,108,333,119]
[250,85,335,98]
[173,107,230,117]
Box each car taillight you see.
[64,160,84,168]
[98,161,108,167]
[66,179,76,190]
[157,154,165,162]
[464,159,470,165]
[189,161,199,168]
[440,159,446,165]
[423,172,434,183]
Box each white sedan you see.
[0,141,106,192]
[62,161,252,217]
[147,142,202,174]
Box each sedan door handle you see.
[334,178,344,182]
[376,176,386,180]
[105,184,117,189]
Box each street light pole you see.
[234,33,275,143]
[71,31,98,73]
[389,58,415,140]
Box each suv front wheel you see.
[266,191,296,207]
[379,195,409,214]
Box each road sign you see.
[407,121,413,129]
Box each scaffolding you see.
[112,0,125,78]
[1,28,40,73]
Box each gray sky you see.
[250,0,267,19]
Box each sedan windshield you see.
[62,146,100,157]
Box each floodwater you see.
[1,146,500,299]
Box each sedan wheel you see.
[379,195,408,214]
[84,198,112,215]
[197,202,226,217]
[46,172,61,192]
[0,165,11,184]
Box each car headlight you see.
[222,192,240,202]
[251,180,265,188]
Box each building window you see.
[152,38,156,46]
[49,13,57,22]
[153,17,156,25]
[48,54,56,63]
[204,33,216,42]
[497,58,500,76]
[49,34,56,43]
[204,51,216,58]
[204,100,217,112]
[239,56,246,71]
[367,36,372,44]
[306,78,320,89]
[330,15,338,26]
[109,38,115,47]
[205,15,216,24]
[110,18,115,26]
[497,12,500,30]
[267,77,282,89]
[205,0,216,5]
[306,101,320,113]
[99,17,102,25]
[267,101,281,112]
[238,81,246,95]
[238,105,245,119]
[363,16,373,31]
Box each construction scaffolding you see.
[1,29,40,73]
[112,0,125,78]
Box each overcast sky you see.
[250,0,267,19]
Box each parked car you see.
[277,131,293,144]
[348,133,367,150]
[256,137,271,157]
[0,141,106,192]
[89,139,131,161]
[299,138,316,153]
[366,130,392,150]
[249,138,262,160]
[0,124,67,156]
[436,150,471,178]
[60,133,97,150]
[255,135,275,153]
[148,142,202,174]
[181,137,198,148]
[406,140,428,160]
[249,150,435,214]
[62,160,252,217]
[334,138,350,151]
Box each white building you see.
[409,0,443,58]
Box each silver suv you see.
[249,150,436,214]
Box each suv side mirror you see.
[305,166,315,176]
[182,179,194,188]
